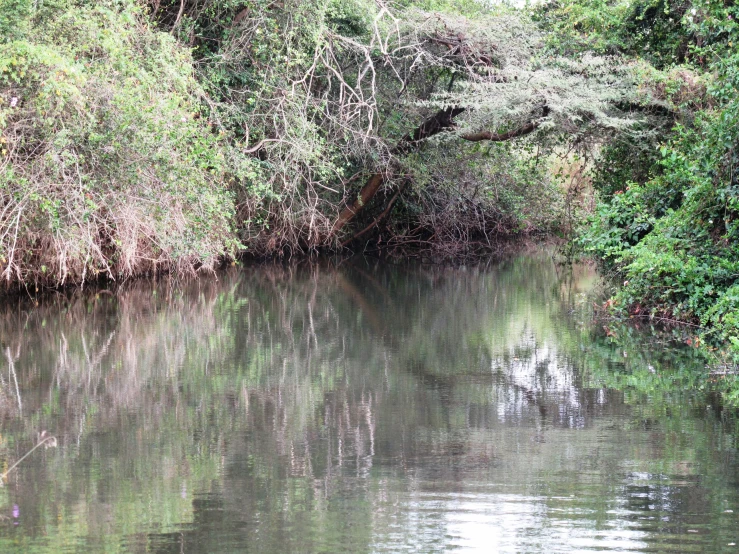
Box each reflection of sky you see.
[371,491,650,553]
[366,333,733,553]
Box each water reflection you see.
[0,252,737,552]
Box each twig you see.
[172,0,186,30]
[0,433,57,485]
[627,314,705,329]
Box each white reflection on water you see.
[370,491,650,553]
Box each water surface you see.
[0,252,737,552]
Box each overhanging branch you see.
[331,104,549,235]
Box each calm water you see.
[0,252,737,553]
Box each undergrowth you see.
[0,0,245,288]
[576,1,739,359]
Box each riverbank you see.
[4,0,739,357]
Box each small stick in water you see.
[0,431,57,485]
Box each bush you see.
[0,1,242,287]
[578,10,739,352]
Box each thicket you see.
[1,0,645,289]
[558,0,739,357]
[0,0,248,287]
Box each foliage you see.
[0,0,651,286]
[576,0,739,354]
[148,0,642,256]
[0,0,32,42]
[534,0,692,69]
[382,141,565,252]
[0,0,245,287]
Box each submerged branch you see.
[0,432,57,485]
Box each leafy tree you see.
[157,0,645,253]
[576,0,739,355]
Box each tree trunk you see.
[331,173,387,234]
[331,105,548,235]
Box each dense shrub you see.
[577,1,739,354]
[0,1,244,287]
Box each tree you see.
[0,0,655,288]
[192,2,646,248]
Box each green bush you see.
[578,1,739,353]
[0,0,244,287]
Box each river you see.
[0,250,736,552]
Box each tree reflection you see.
[0,252,735,552]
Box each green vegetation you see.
[2,0,739,357]
[566,1,739,357]
[0,1,244,286]
[1,0,640,286]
